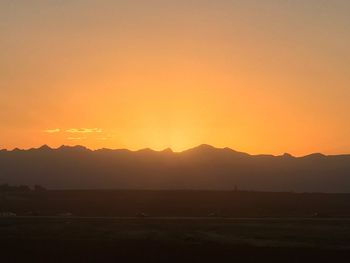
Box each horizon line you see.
[2,144,350,158]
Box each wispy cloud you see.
[66,128,102,134]
[97,136,112,140]
[67,137,87,140]
[43,129,60,133]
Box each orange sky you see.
[1,1,350,155]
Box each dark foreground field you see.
[1,217,350,262]
[1,190,350,262]
[2,189,350,217]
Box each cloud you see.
[67,137,87,140]
[66,128,102,134]
[97,137,112,140]
[43,129,60,133]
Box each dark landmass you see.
[1,144,350,192]
[2,145,350,261]
[1,217,350,262]
[1,189,350,218]
[2,189,350,262]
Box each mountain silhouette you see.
[1,145,350,192]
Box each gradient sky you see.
[1,0,350,155]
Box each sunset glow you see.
[1,1,350,155]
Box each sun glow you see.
[1,1,350,155]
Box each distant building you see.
[0,212,17,217]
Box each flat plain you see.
[1,190,350,262]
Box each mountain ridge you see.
[3,144,347,158]
[1,144,350,192]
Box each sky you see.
[1,0,350,155]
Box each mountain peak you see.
[38,145,52,151]
[281,153,294,158]
[13,148,23,152]
[57,145,89,152]
[303,153,326,159]
[137,148,155,153]
[181,145,249,159]
[162,148,174,154]
[187,144,218,152]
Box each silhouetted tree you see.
[0,184,31,192]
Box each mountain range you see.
[1,144,350,192]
